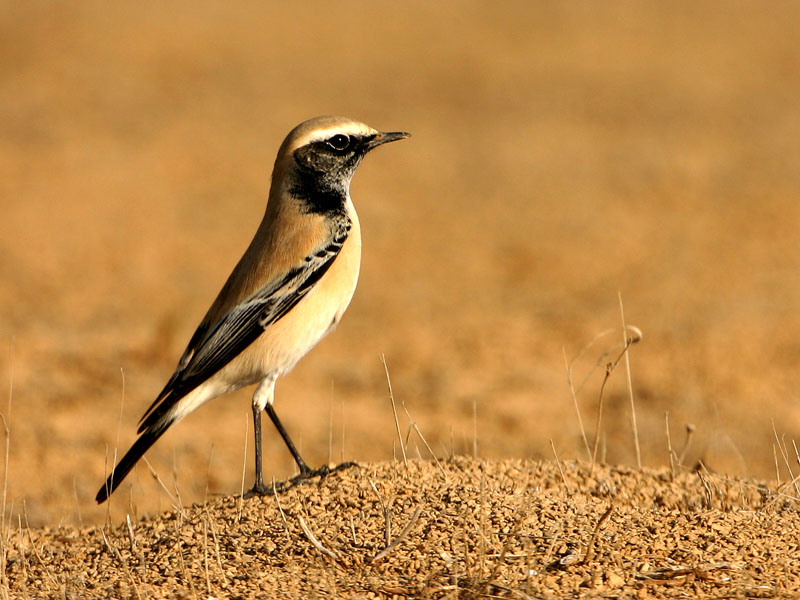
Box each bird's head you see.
[274,116,409,213]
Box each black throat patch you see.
[290,141,364,214]
[288,168,347,215]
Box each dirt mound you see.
[4,458,798,598]
[2,4,800,596]
[3,0,800,529]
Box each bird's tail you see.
[95,419,173,504]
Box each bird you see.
[96,116,409,503]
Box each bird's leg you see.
[241,375,356,498]
[265,402,313,475]
[243,403,270,498]
[265,403,357,493]
[243,377,275,498]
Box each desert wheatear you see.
[96,116,409,503]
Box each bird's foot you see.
[243,461,358,497]
[242,481,272,498]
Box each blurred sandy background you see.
[1,1,798,526]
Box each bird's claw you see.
[243,461,358,498]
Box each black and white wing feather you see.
[137,225,349,433]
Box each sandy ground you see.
[5,458,800,598]
[0,0,799,539]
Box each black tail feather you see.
[96,421,172,504]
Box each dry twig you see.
[580,505,613,566]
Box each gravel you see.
[3,457,799,598]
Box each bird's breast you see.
[231,207,362,382]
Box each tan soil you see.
[1,1,800,596]
[5,458,800,598]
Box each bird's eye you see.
[326,134,350,151]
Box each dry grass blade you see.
[549,439,570,494]
[171,456,186,523]
[367,476,391,545]
[204,506,229,588]
[348,513,357,546]
[202,512,211,595]
[72,478,84,529]
[238,413,248,522]
[0,497,15,598]
[696,463,713,508]
[488,473,534,585]
[665,412,676,477]
[0,414,9,590]
[15,516,27,593]
[125,514,136,552]
[298,513,339,561]
[22,502,54,595]
[472,397,478,459]
[103,367,127,526]
[140,456,182,515]
[1,337,13,577]
[773,443,781,486]
[677,423,695,466]
[771,421,800,498]
[567,325,641,397]
[328,382,334,465]
[564,347,592,462]
[370,505,423,563]
[590,331,640,474]
[101,527,142,600]
[401,397,446,476]
[479,474,487,575]
[272,478,291,540]
[381,354,407,468]
[618,293,641,469]
[173,519,197,600]
[566,323,642,474]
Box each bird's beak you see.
[365,131,411,150]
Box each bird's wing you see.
[137,222,350,432]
